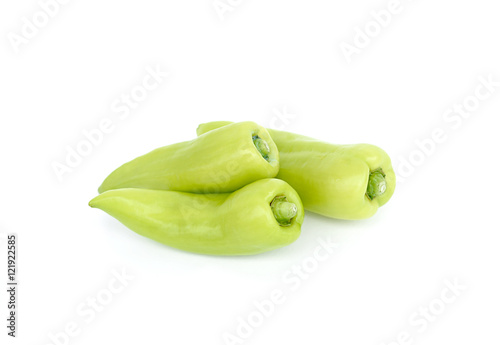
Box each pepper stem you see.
[271,196,297,226]
[366,169,387,200]
[253,135,270,161]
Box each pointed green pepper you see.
[196,121,396,220]
[89,179,304,256]
[98,121,279,194]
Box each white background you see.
[1,0,499,344]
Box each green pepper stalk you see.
[253,135,271,161]
[89,179,304,256]
[98,121,279,194]
[271,196,297,226]
[366,169,387,200]
[196,121,396,220]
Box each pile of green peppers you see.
[90,121,396,256]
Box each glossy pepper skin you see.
[98,121,279,194]
[197,121,395,220]
[89,179,304,256]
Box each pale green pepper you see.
[89,179,304,256]
[197,121,396,220]
[98,121,279,194]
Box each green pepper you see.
[98,121,279,194]
[89,178,304,256]
[197,121,395,220]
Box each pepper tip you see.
[88,196,99,208]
